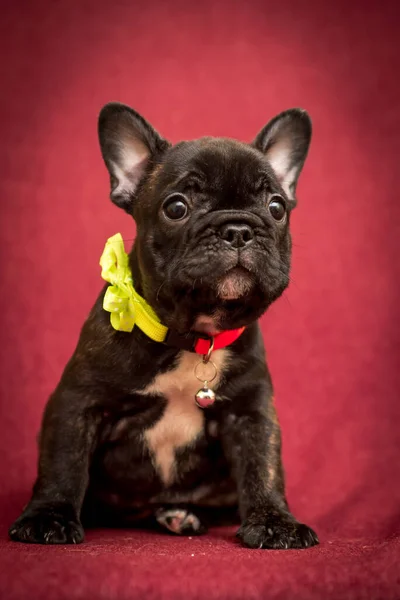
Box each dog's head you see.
[98,103,311,334]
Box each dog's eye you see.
[268,195,286,221]
[163,194,189,221]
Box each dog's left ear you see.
[253,109,312,203]
[98,102,170,213]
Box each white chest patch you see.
[142,349,229,486]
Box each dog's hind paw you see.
[155,507,207,535]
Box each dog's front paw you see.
[237,513,319,550]
[9,505,84,544]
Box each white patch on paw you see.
[183,513,201,530]
[156,508,201,534]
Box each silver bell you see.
[195,385,216,408]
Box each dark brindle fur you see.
[9,103,318,549]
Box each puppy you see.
[9,103,318,549]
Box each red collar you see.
[194,327,245,354]
[163,327,245,354]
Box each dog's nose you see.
[219,223,254,248]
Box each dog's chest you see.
[141,349,229,486]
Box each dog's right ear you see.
[98,103,169,213]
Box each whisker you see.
[117,238,298,288]
[282,293,293,309]
[156,282,165,301]
[244,248,295,284]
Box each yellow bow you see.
[99,233,168,342]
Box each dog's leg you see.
[222,390,319,550]
[9,387,100,544]
[155,507,207,535]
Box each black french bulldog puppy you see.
[9,103,318,549]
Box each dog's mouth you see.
[192,268,256,335]
[215,267,255,301]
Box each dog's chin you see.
[216,267,254,301]
[191,269,256,335]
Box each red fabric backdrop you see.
[0,0,399,598]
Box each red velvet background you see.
[1,0,399,598]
